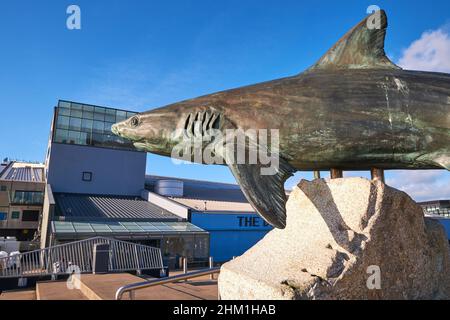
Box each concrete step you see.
[36,281,88,300]
[0,290,36,300]
[74,273,218,300]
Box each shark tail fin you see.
[308,9,400,71]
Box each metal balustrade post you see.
[134,246,141,276]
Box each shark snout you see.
[111,123,120,136]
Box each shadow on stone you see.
[218,177,450,300]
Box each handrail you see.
[0,236,163,279]
[115,267,221,300]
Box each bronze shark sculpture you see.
[112,10,450,229]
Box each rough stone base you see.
[218,178,450,300]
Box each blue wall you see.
[436,218,450,240]
[47,143,146,196]
[191,213,272,262]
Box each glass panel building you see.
[53,100,138,151]
[43,101,210,264]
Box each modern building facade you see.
[145,176,272,262]
[0,161,45,251]
[40,101,209,267]
[45,100,145,196]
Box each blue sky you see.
[0,1,449,200]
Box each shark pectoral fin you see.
[227,158,296,229]
[308,9,400,71]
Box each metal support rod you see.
[209,257,214,280]
[313,171,321,180]
[370,168,385,183]
[330,169,343,179]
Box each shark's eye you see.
[130,116,140,128]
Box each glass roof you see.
[53,100,139,152]
[52,221,207,236]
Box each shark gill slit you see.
[183,111,222,138]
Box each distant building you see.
[420,200,450,218]
[0,161,45,251]
[420,200,450,241]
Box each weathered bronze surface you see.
[112,11,450,229]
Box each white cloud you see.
[398,27,450,73]
[387,26,450,202]
[386,171,450,202]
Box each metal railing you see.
[0,237,163,279]
[115,266,221,300]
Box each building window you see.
[0,212,7,221]
[22,210,40,222]
[53,101,138,151]
[82,172,93,182]
[13,191,44,205]
[0,186,6,192]
[11,211,20,219]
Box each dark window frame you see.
[82,172,93,182]
[22,210,40,222]
[11,211,20,219]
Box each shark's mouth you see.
[133,142,148,150]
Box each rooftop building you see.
[0,162,45,183]
[420,200,450,218]
[0,161,45,251]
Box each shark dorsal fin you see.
[309,10,400,71]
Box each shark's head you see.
[111,101,224,158]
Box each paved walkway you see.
[36,281,88,300]
[0,270,219,300]
[0,290,36,300]
[79,272,218,300]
